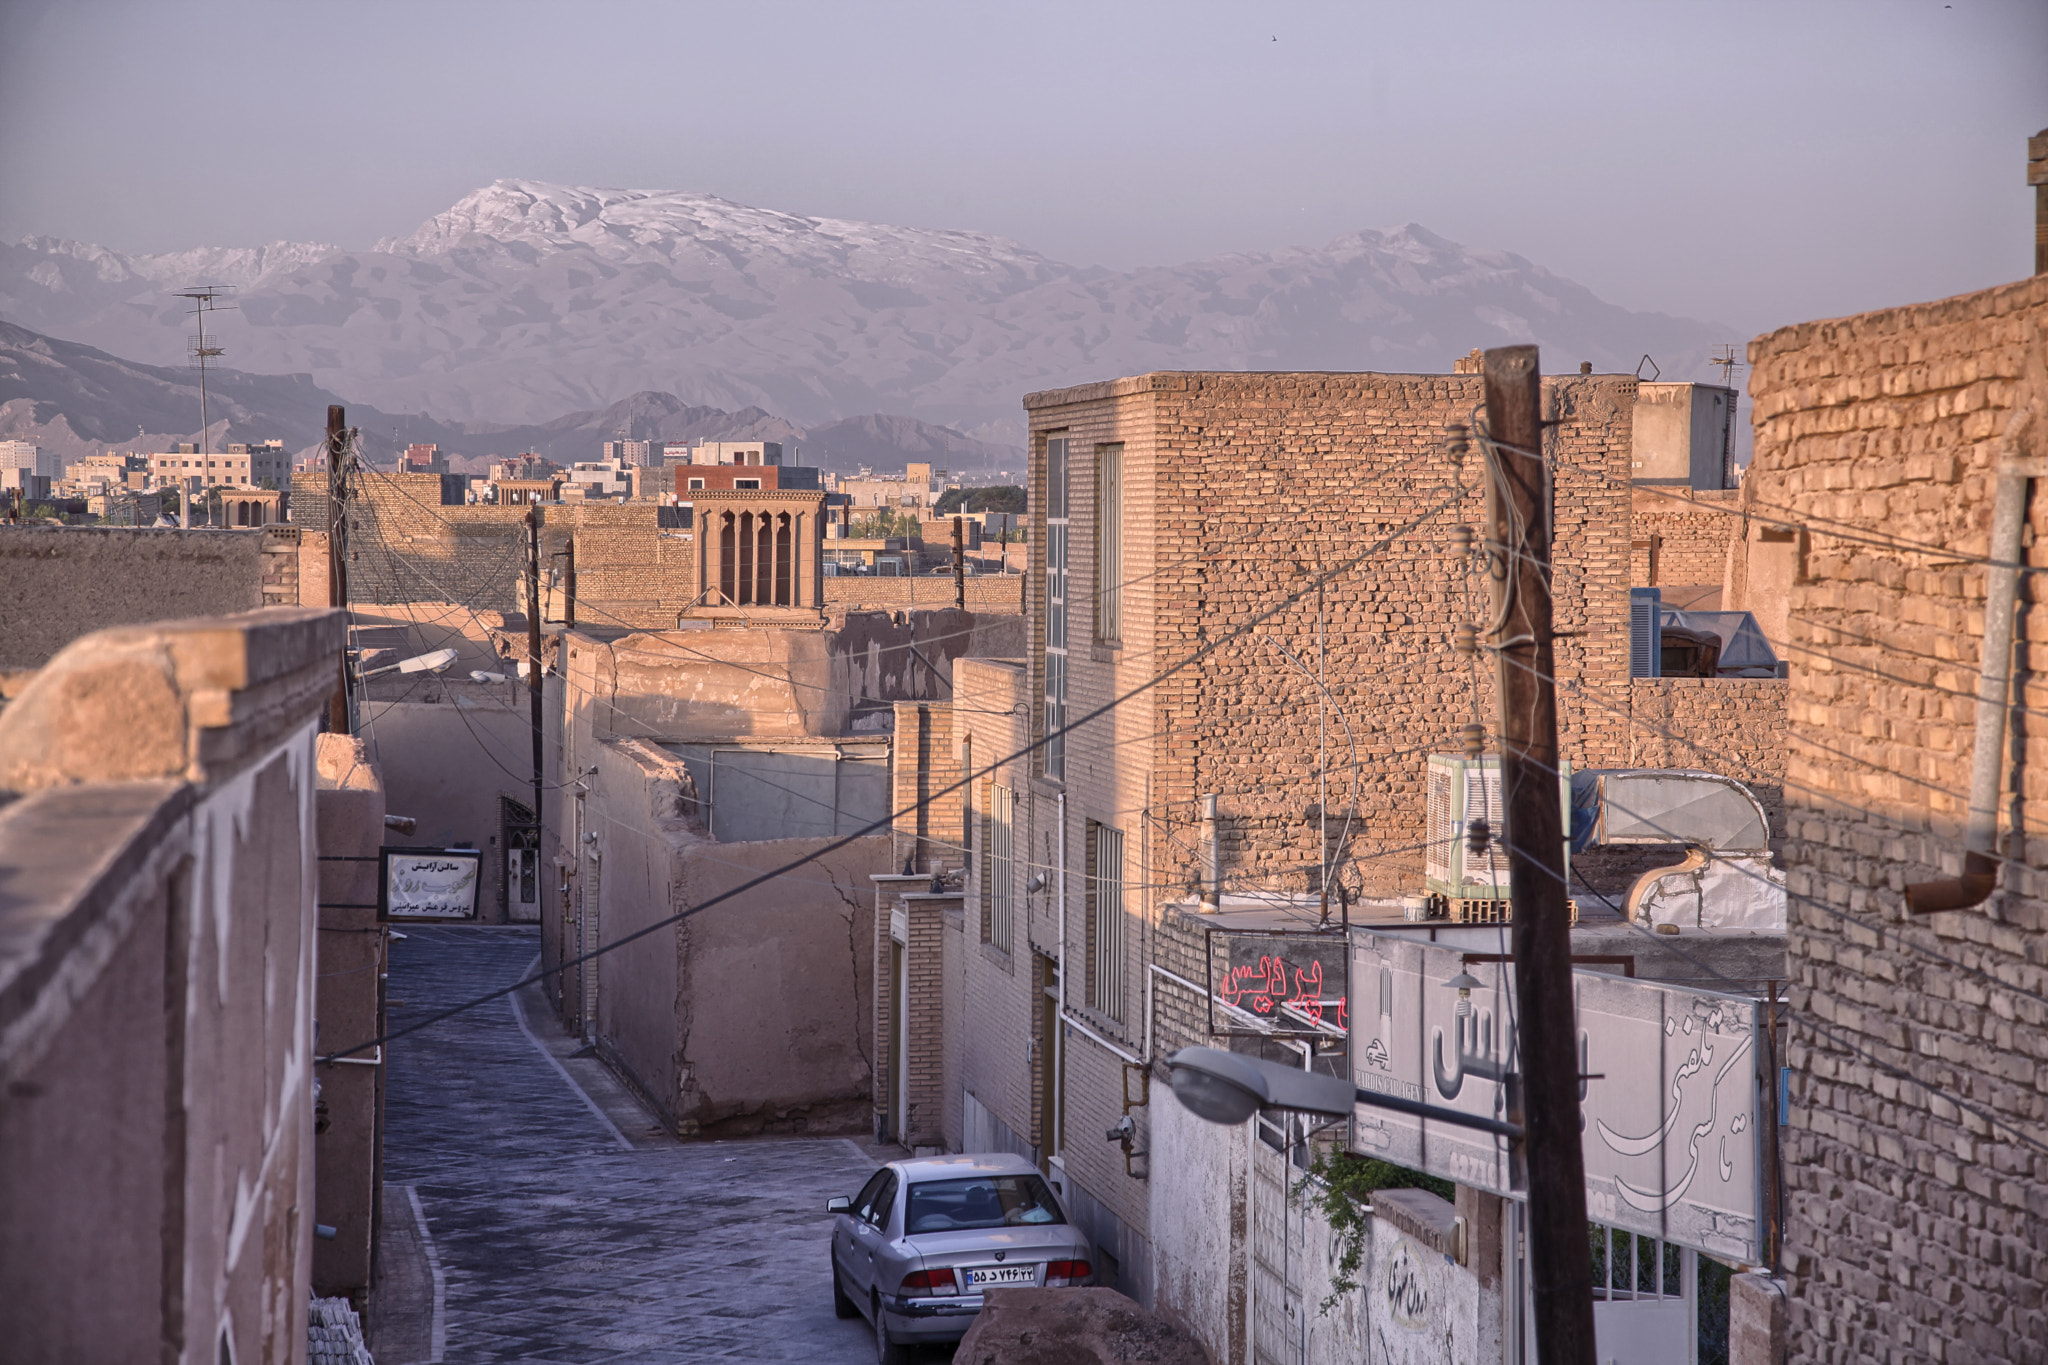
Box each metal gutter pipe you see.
[1908,413,2037,914]
[1200,793,1221,910]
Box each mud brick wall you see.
[1747,273,2048,1365]
[291,473,697,628]
[825,574,1024,616]
[1630,487,1742,588]
[1627,678,1788,834]
[259,526,300,606]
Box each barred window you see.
[1087,822,1126,1020]
[1043,436,1069,780]
[1096,444,1123,642]
[982,783,1015,952]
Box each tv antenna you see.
[1710,344,1744,390]
[174,285,235,462]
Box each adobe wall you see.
[312,734,387,1296]
[1747,273,2048,1365]
[358,696,546,922]
[825,572,1025,615]
[1630,487,1742,591]
[1627,677,1789,834]
[584,735,885,1137]
[0,607,340,1365]
[293,471,698,629]
[0,524,268,670]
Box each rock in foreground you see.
[954,1287,1210,1365]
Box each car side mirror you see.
[827,1196,852,1213]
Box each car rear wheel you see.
[872,1295,909,1365]
[832,1263,857,1320]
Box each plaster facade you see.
[0,606,342,1365]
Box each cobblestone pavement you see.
[383,925,904,1363]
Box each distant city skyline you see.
[1,0,2043,351]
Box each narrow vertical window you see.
[1097,444,1123,642]
[1089,822,1125,1021]
[1043,437,1070,781]
[984,783,1014,952]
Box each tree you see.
[934,485,1025,516]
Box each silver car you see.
[828,1154,1095,1361]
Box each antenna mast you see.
[174,284,235,459]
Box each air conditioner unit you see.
[1424,755,1573,911]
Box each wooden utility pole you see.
[1482,344,1595,1364]
[326,405,352,733]
[526,507,546,883]
[953,515,966,609]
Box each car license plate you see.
[964,1264,1037,1288]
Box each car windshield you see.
[904,1174,1064,1234]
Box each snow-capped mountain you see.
[0,180,1727,436]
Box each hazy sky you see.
[2,0,2042,345]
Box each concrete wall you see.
[0,524,274,670]
[1747,271,2048,1365]
[0,606,341,1365]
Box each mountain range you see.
[1,179,1730,445]
[0,321,1019,474]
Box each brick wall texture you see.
[825,574,1025,616]
[1747,273,2048,1365]
[1627,677,1788,834]
[1631,487,1742,588]
[293,471,698,630]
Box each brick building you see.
[874,367,1650,1304]
[1747,272,2048,1364]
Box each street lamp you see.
[1165,1045,1522,1139]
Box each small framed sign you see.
[381,847,483,921]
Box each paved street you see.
[379,925,902,1363]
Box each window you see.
[858,1170,897,1229]
[735,478,760,490]
[1097,444,1123,641]
[688,477,705,490]
[1043,437,1070,780]
[983,782,1015,951]
[1087,822,1126,1020]
[905,1175,1065,1234]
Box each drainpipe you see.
[1907,413,2037,914]
[1056,791,1069,1018]
[1199,793,1221,911]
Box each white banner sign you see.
[383,849,482,920]
[1347,930,1763,1262]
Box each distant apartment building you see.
[144,440,289,488]
[401,442,448,474]
[601,439,655,465]
[834,461,939,513]
[0,468,51,501]
[690,440,785,467]
[0,440,62,479]
[672,463,821,495]
[488,453,562,483]
[561,460,631,500]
